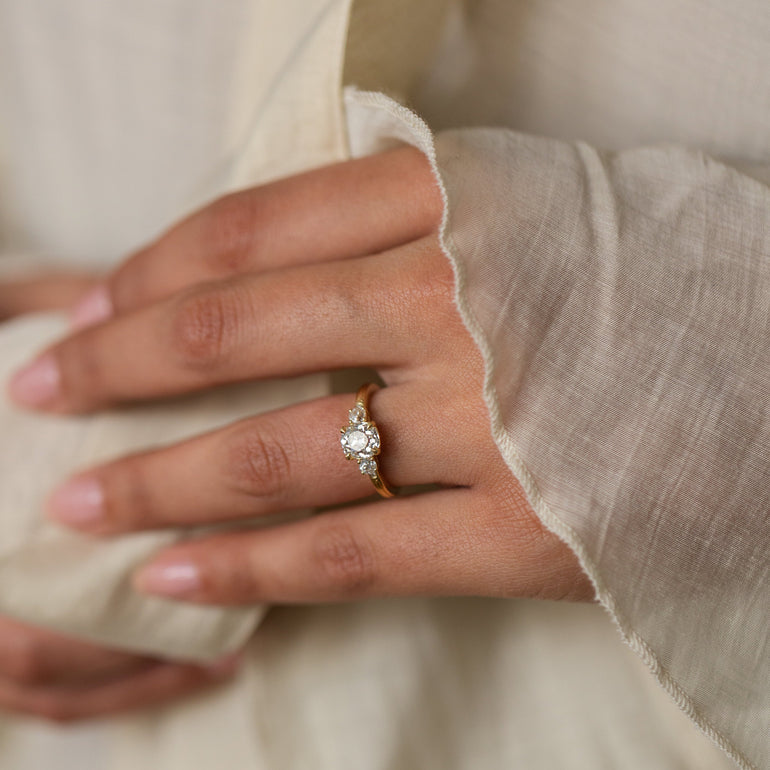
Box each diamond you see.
[347,429,368,453]
[349,405,366,423]
[359,458,377,476]
[340,385,393,496]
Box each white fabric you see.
[0,0,351,265]
[0,0,765,768]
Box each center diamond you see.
[341,420,381,463]
[347,429,368,453]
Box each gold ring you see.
[339,383,395,498]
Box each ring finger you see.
[46,383,488,536]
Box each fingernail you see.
[47,476,104,527]
[135,561,201,597]
[7,353,61,407]
[70,285,113,330]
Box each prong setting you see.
[340,404,381,477]
[339,383,395,498]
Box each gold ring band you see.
[339,383,395,498]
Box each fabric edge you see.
[342,85,755,770]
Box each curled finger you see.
[0,658,239,724]
[0,618,154,687]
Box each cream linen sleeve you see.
[345,89,769,770]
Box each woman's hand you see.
[8,146,593,605]
[0,616,237,722]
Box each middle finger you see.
[9,239,453,414]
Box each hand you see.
[8,146,593,605]
[0,616,238,722]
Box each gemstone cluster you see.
[340,404,381,477]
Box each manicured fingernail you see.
[70,284,113,329]
[7,353,61,407]
[135,561,201,597]
[47,476,104,527]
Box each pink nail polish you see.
[70,285,113,330]
[7,353,61,407]
[136,561,201,597]
[47,476,104,527]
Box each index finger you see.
[72,146,441,327]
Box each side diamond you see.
[359,458,377,476]
[349,405,366,423]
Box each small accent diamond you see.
[359,458,377,476]
[349,405,366,423]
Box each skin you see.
[0,273,99,322]
[4,146,593,719]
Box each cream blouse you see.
[0,1,765,768]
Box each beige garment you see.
[0,0,765,769]
[0,0,352,657]
[0,0,351,263]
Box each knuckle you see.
[409,246,457,319]
[312,261,374,328]
[313,523,376,596]
[226,424,293,501]
[169,288,237,368]
[483,482,545,553]
[101,459,155,531]
[368,240,459,359]
[60,335,109,408]
[110,244,153,311]
[498,476,545,541]
[318,276,361,327]
[202,193,259,273]
[474,482,593,601]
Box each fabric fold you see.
[0,313,328,661]
[0,0,353,665]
